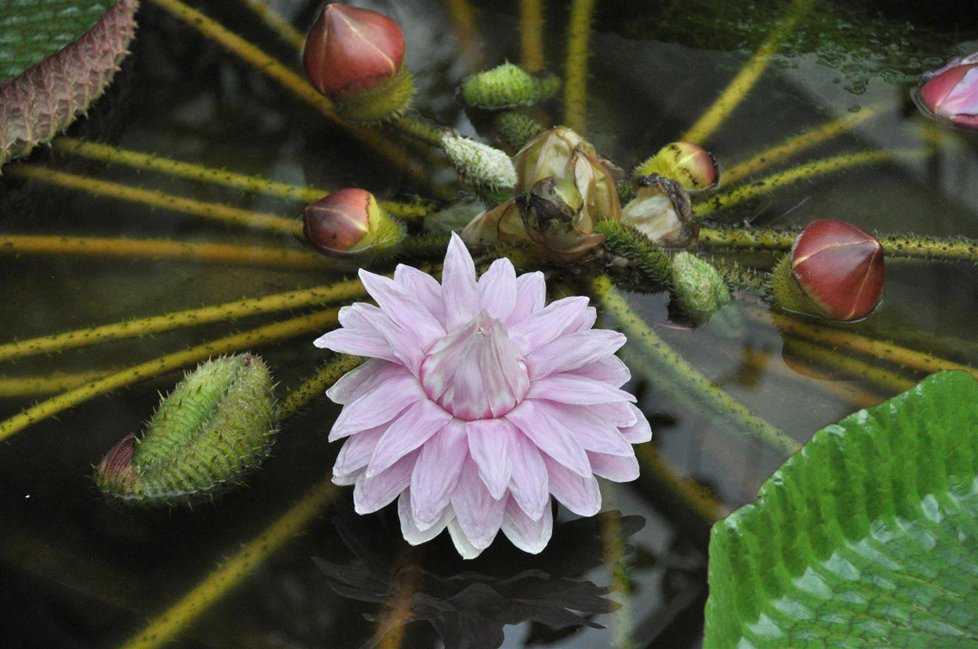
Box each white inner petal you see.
[419,310,530,421]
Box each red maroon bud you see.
[302,3,405,98]
[915,53,978,130]
[791,219,885,321]
[303,188,402,255]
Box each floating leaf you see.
[0,0,138,165]
[704,370,978,647]
[94,354,278,506]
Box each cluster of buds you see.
[462,126,621,261]
[303,3,415,122]
[771,219,885,322]
[914,52,978,130]
[303,188,404,256]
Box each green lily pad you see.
[705,370,978,648]
[0,0,138,165]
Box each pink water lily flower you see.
[314,233,651,558]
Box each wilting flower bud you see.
[670,252,733,324]
[303,188,404,256]
[621,175,698,249]
[632,142,719,191]
[462,126,621,261]
[515,177,605,259]
[771,219,885,321]
[303,3,414,121]
[914,53,978,130]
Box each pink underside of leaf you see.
[0,0,139,165]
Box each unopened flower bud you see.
[670,252,731,323]
[621,176,698,249]
[303,188,404,255]
[440,133,518,192]
[914,53,978,130]
[771,219,885,321]
[460,62,560,110]
[303,3,414,121]
[633,142,719,191]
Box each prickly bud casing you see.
[302,3,413,121]
[94,354,278,506]
[914,53,978,130]
[772,219,885,321]
[460,62,560,110]
[670,252,731,323]
[304,188,404,255]
[622,176,698,249]
[632,142,719,192]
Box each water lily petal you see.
[478,257,518,321]
[501,497,553,554]
[525,329,626,379]
[366,399,453,477]
[354,450,417,514]
[506,399,591,477]
[451,456,506,550]
[359,269,445,347]
[509,295,590,354]
[588,452,640,482]
[399,490,452,545]
[544,455,601,516]
[508,432,550,520]
[441,232,480,330]
[410,419,468,529]
[329,368,425,441]
[527,374,636,405]
[507,271,546,326]
[467,418,515,499]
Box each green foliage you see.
[705,370,978,648]
[0,0,110,82]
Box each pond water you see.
[1,1,977,647]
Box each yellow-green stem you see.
[592,275,800,456]
[146,0,422,181]
[279,354,363,419]
[681,0,812,145]
[239,0,305,50]
[634,444,729,522]
[9,165,301,235]
[442,0,484,66]
[0,281,363,363]
[0,310,338,443]
[563,0,596,133]
[0,234,325,269]
[0,371,109,397]
[118,477,339,649]
[53,138,433,219]
[693,150,922,218]
[600,484,636,649]
[722,106,880,185]
[783,338,916,394]
[520,0,545,72]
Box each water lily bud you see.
[914,53,978,129]
[771,219,885,321]
[94,354,277,506]
[440,133,518,193]
[303,188,404,255]
[460,62,560,110]
[670,252,732,323]
[633,142,719,191]
[621,176,698,248]
[303,3,414,121]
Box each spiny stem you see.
[279,354,363,419]
[239,0,305,50]
[762,309,978,381]
[595,221,672,286]
[681,0,812,145]
[9,165,301,235]
[699,226,978,264]
[708,256,771,294]
[0,310,338,443]
[781,338,915,394]
[442,0,484,66]
[53,138,434,219]
[592,275,800,455]
[0,234,326,269]
[389,114,447,147]
[633,444,729,522]
[564,0,595,133]
[118,476,340,649]
[0,371,109,397]
[599,486,636,649]
[0,281,364,363]
[146,0,424,182]
[520,0,545,72]
[722,106,881,185]
[692,149,924,218]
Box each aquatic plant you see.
[1,0,978,647]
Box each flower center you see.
[419,310,530,421]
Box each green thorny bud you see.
[671,252,733,325]
[460,62,561,110]
[493,110,545,151]
[94,354,278,506]
[440,132,517,195]
[462,126,622,261]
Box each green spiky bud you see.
[460,62,561,110]
[94,354,278,506]
[493,110,545,150]
[671,252,732,322]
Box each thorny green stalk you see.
[592,275,801,456]
[600,484,637,649]
[520,0,545,72]
[564,0,596,133]
[0,310,339,443]
[279,354,363,419]
[781,338,916,394]
[239,0,306,50]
